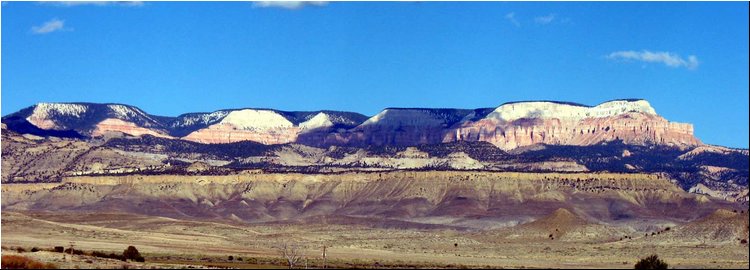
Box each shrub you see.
[91,251,106,257]
[16,247,26,253]
[228,255,234,261]
[63,248,84,255]
[53,247,64,253]
[1,255,57,269]
[123,246,145,262]
[112,253,127,261]
[91,251,126,261]
[634,254,668,269]
[741,239,748,244]
[31,247,40,252]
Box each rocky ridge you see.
[2,99,701,150]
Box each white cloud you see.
[607,50,700,70]
[505,12,520,27]
[252,1,328,10]
[31,18,68,34]
[534,14,556,25]
[41,1,143,7]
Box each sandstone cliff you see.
[3,99,702,150]
[316,100,700,150]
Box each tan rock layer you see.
[303,112,700,150]
[84,112,700,150]
[448,113,700,150]
[91,118,171,138]
[182,123,300,144]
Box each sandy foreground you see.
[1,211,748,269]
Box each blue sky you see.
[1,1,748,148]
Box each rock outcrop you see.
[450,109,699,150]
[182,109,300,144]
[91,118,172,138]
[2,99,702,150]
[317,100,701,150]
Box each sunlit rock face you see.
[181,109,299,144]
[91,118,172,138]
[449,111,699,150]
[318,100,700,150]
[21,103,167,135]
[193,100,700,149]
[179,110,364,145]
[5,99,702,150]
[445,100,699,150]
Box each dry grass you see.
[3,210,748,269]
[1,255,57,269]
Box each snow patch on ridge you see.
[26,103,89,129]
[106,104,161,126]
[172,111,230,127]
[360,109,451,128]
[219,109,293,130]
[299,112,334,130]
[486,100,656,122]
[108,104,138,119]
[28,103,89,119]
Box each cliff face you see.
[3,99,702,150]
[183,123,301,144]
[449,112,699,150]
[92,118,172,138]
[316,100,700,150]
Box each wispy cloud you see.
[607,50,699,70]
[534,14,556,25]
[31,18,69,34]
[41,1,143,7]
[505,12,520,27]
[252,1,328,10]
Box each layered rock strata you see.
[5,99,702,150]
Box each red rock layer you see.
[26,116,58,130]
[182,123,300,145]
[446,112,700,150]
[91,118,172,138]
[305,112,700,150]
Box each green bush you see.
[634,254,668,269]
